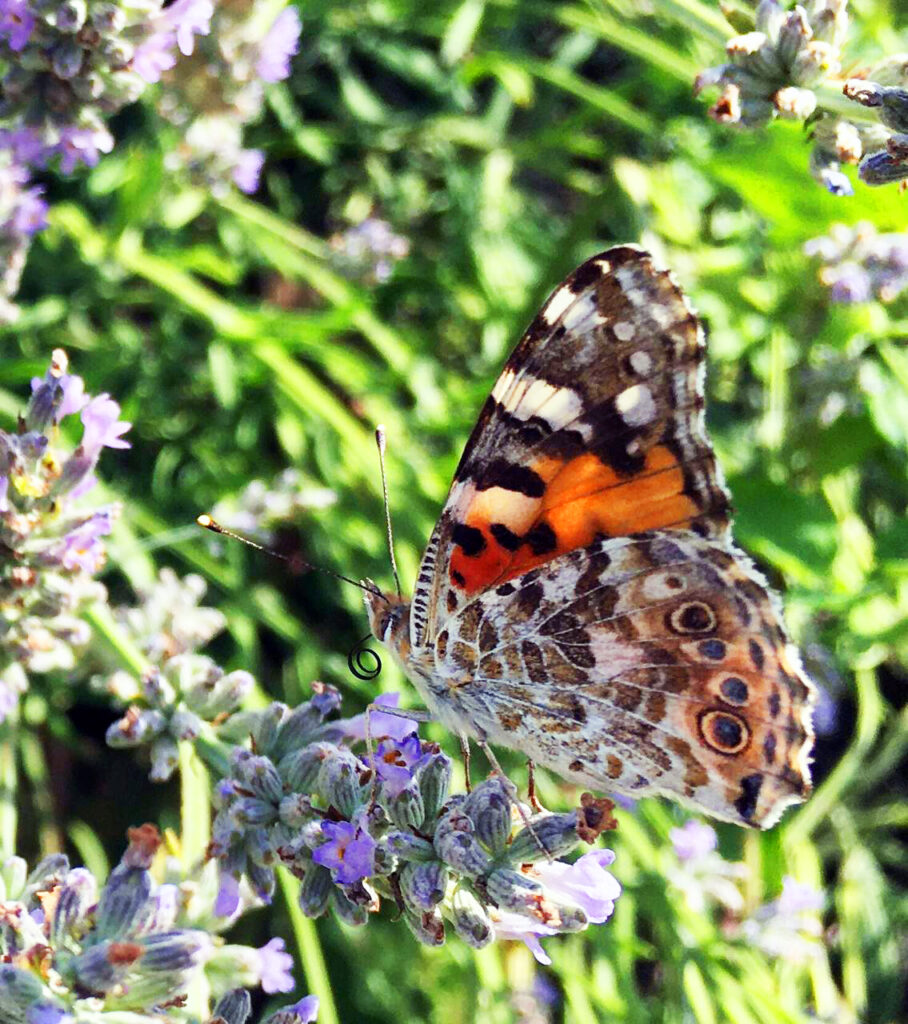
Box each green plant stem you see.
[179,741,211,869]
[277,867,339,1024]
[86,603,150,678]
[0,710,17,856]
[18,729,62,855]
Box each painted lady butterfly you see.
[364,246,815,828]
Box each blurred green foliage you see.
[2,1,907,1022]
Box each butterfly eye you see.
[698,710,750,754]
[666,600,717,634]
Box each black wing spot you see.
[477,460,545,498]
[735,773,764,823]
[452,522,486,557]
[490,523,522,552]
[525,521,557,555]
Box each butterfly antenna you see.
[375,425,402,598]
[196,515,385,600]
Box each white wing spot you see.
[615,384,656,427]
[540,284,577,325]
[491,367,517,404]
[613,321,635,342]
[629,350,653,375]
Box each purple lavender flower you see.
[311,821,376,884]
[343,692,416,743]
[80,395,132,455]
[777,875,824,915]
[0,0,35,51]
[54,511,114,573]
[169,0,214,55]
[232,149,265,194]
[132,36,179,84]
[491,909,560,965]
[256,7,302,83]
[370,732,428,798]
[256,937,295,994]
[273,996,319,1024]
[670,820,718,861]
[531,849,620,923]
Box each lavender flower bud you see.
[0,964,45,1010]
[185,669,253,718]
[278,793,314,828]
[141,929,211,971]
[71,938,138,992]
[845,80,908,133]
[404,907,446,947]
[230,797,278,828]
[434,809,492,876]
[418,751,452,820]
[209,989,252,1024]
[234,754,283,804]
[253,702,287,755]
[270,701,329,759]
[332,887,369,927]
[49,867,97,946]
[317,749,366,817]
[386,778,425,830]
[170,708,202,741]
[777,8,811,70]
[52,39,84,79]
[463,777,513,855]
[150,736,180,782]
[298,864,332,918]
[451,884,494,949]
[382,831,436,862]
[106,708,167,747]
[1,856,28,899]
[25,853,69,894]
[94,864,152,939]
[486,868,544,914]
[247,861,276,904]
[859,134,908,185]
[399,860,448,912]
[55,0,87,30]
[279,742,335,793]
[508,812,583,863]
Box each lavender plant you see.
[0,349,129,723]
[0,824,318,1022]
[805,222,908,303]
[695,0,908,192]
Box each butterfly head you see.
[363,582,411,660]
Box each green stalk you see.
[0,709,17,856]
[277,867,339,1024]
[18,729,62,855]
[178,741,211,870]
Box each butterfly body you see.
[366,246,814,828]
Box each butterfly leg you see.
[477,740,554,862]
[526,759,545,813]
[459,734,472,793]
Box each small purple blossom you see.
[165,0,213,56]
[343,692,417,743]
[80,395,132,455]
[0,0,35,52]
[55,127,115,175]
[312,821,376,885]
[282,996,319,1024]
[532,849,620,923]
[256,7,302,83]
[370,732,428,798]
[777,876,824,915]
[670,820,718,862]
[54,512,113,573]
[132,37,178,83]
[256,937,295,994]
[492,909,559,965]
[232,149,265,194]
[215,871,241,918]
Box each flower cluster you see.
[208,686,620,962]
[0,151,46,321]
[330,217,411,284]
[0,824,316,1022]
[668,820,824,961]
[210,468,336,543]
[155,1,302,194]
[0,349,130,723]
[695,1,908,192]
[804,221,908,303]
[0,0,213,175]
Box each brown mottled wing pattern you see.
[430,532,815,827]
[410,246,731,649]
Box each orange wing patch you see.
[449,445,699,594]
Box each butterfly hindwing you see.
[411,246,732,648]
[432,531,814,827]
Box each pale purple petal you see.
[257,937,295,994]
[232,149,265,194]
[215,871,241,917]
[671,820,718,862]
[0,0,35,51]
[80,394,132,455]
[256,7,302,83]
[286,995,319,1023]
[777,876,824,915]
[132,36,178,83]
[533,850,620,923]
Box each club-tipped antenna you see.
[375,425,402,598]
[196,514,385,601]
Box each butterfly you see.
[364,246,815,828]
